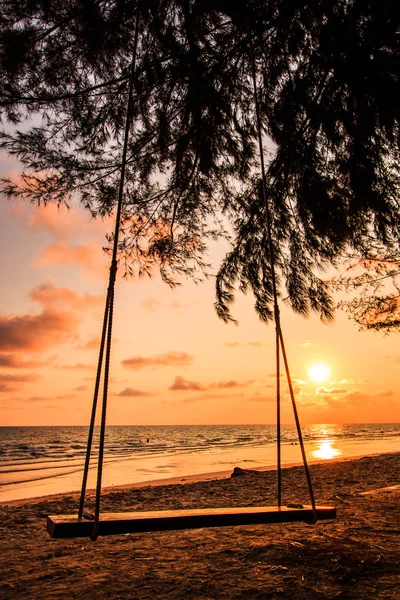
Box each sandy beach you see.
[1,452,399,599]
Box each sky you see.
[1,152,400,426]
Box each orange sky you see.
[1,152,400,426]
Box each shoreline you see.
[2,423,399,504]
[99,449,397,492]
[2,449,398,507]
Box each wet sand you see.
[1,452,399,599]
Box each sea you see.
[1,423,399,502]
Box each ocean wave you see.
[1,424,399,470]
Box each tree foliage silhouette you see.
[333,251,400,333]
[1,0,400,324]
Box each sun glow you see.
[308,364,330,382]
[313,441,341,461]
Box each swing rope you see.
[78,1,141,541]
[249,38,317,521]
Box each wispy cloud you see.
[56,363,94,370]
[0,383,13,392]
[316,387,347,395]
[140,297,162,313]
[169,377,255,392]
[0,354,49,369]
[0,373,41,383]
[122,352,193,370]
[34,240,105,273]
[116,387,153,397]
[169,376,205,391]
[212,380,255,389]
[182,392,244,404]
[76,337,100,351]
[224,341,265,348]
[9,202,112,276]
[29,282,103,310]
[317,389,394,410]
[10,201,111,240]
[250,393,275,403]
[0,372,41,394]
[140,298,183,313]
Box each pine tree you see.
[1,0,400,323]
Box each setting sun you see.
[308,364,330,382]
[313,441,341,460]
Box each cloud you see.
[0,307,78,353]
[317,387,347,395]
[169,377,255,392]
[0,282,103,353]
[293,379,308,385]
[140,297,162,313]
[169,376,205,391]
[0,383,14,393]
[29,282,103,310]
[329,379,355,385]
[182,392,244,404]
[250,394,275,403]
[317,389,395,410]
[379,390,394,398]
[9,201,112,274]
[10,201,112,240]
[224,341,264,348]
[116,387,153,397]
[213,380,254,389]
[0,373,41,383]
[56,363,94,370]
[77,337,100,350]
[0,372,41,393]
[34,240,105,273]
[71,385,88,391]
[345,390,393,403]
[24,394,75,402]
[122,351,193,370]
[10,202,81,238]
[0,354,48,369]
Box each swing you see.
[47,5,335,540]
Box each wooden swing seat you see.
[46,504,336,538]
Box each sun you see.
[308,364,330,382]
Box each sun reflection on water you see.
[313,440,341,460]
